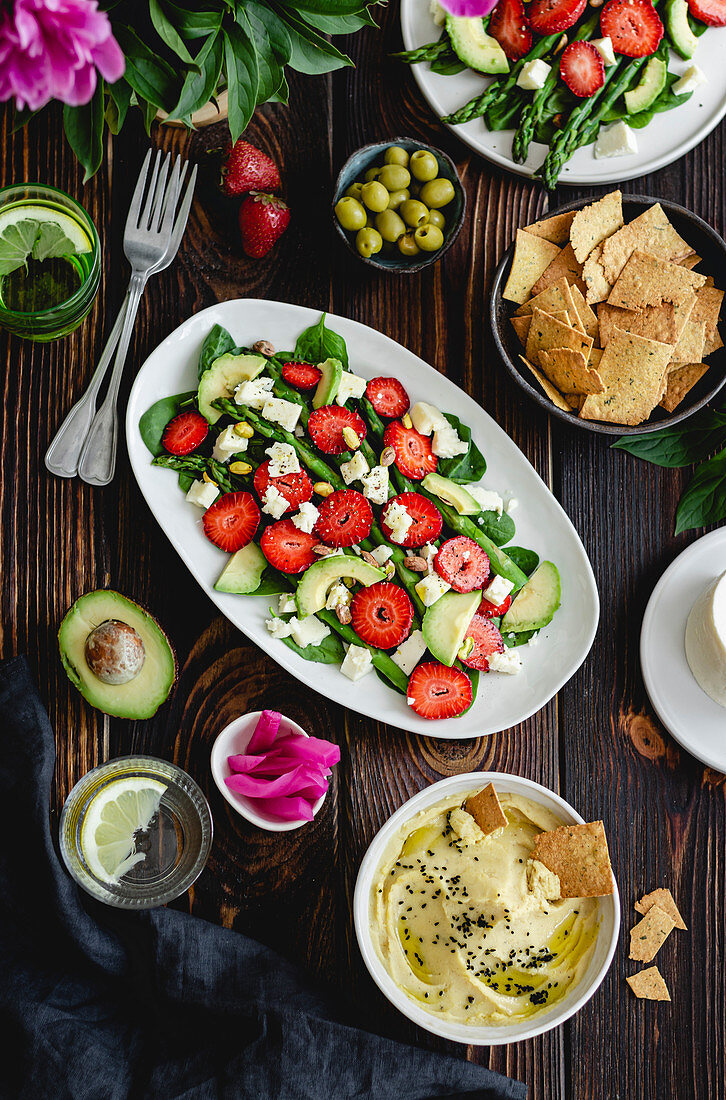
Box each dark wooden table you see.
[2,5,724,1097]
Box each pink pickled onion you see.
[437,0,499,14]
[247,710,281,753]
[246,795,315,821]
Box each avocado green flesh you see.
[198,352,267,424]
[422,590,482,666]
[296,554,385,616]
[58,591,176,719]
[215,542,267,594]
[665,0,698,58]
[422,472,480,516]
[312,358,343,410]
[500,561,560,633]
[446,15,509,74]
[624,57,667,114]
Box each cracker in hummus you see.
[531,820,614,898]
[465,783,508,836]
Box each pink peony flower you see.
[438,0,501,15]
[0,0,125,112]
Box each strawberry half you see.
[162,411,208,455]
[365,377,410,419]
[281,361,322,391]
[383,421,437,480]
[253,460,313,514]
[489,0,533,60]
[407,662,473,720]
[458,617,505,672]
[314,488,373,546]
[600,0,664,55]
[528,0,587,33]
[381,492,443,548]
[238,192,290,259]
[688,0,726,25]
[351,582,413,649]
[202,491,260,553]
[221,140,281,197]
[260,518,320,574]
[559,41,605,97]
[478,593,513,618]
[434,536,491,593]
[307,406,367,455]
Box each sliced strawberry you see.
[314,488,373,546]
[407,662,473,720]
[260,519,320,574]
[381,492,443,548]
[600,0,664,55]
[202,491,260,553]
[528,0,587,33]
[365,377,410,419]
[478,593,513,619]
[307,406,368,455]
[281,361,322,391]
[458,616,505,672]
[559,41,605,97]
[162,411,208,455]
[688,0,726,25]
[489,0,533,60]
[434,536,491,593]
[383,421,437,480]
[351,582,413,649]
[253,460,313,514]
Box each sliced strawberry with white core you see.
[253,460,313,513]
[383,421,437,480]
[202,492,260,553]
[381,492,443,548]
[458,616,505,672]
[478,593,513,618]
[407,662,473,720]
[162,411,209,455]
[600,0,664,55]
[365,376,410,419]
[260,519,320,573]
[281,361,322,391]
[688,0,726,24]
[314,488,373,546]
[434,536,491,593]
[528,0,587,33]
[489,0,533,60]
[560,41,605,96]
[307,406,367,455]
[351,582,413,649]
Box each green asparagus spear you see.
[442,35,559,127]
[317,610,410,692]
[391,37,452,65]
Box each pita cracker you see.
[598,301,678,347]
[629,905,676,963]
[659,363,709,412]
[672,289,697,341]
[523,209,575,245]
[704,326,724,357]
[705,275,716,287]
[691,285,724,342]
[510,309,570,347]
[526,307,593,368]
[670,318,706,365]
[567,283,599,341]
[626,967,671,1002]
[516,276,575,316]
[570,190,624,263]
[503,230,562,304]
[530,820,614,898]
[589,347,603,370]
[600,203,693,285]
[538,348,604,395]
[608,251,706,310]
[530,242,587,298]
[680,254,702,270]
[465,783,508,836]
[634,888,687,930]
[579,327,673,426]
[565,394,586,411]
[519,355,571,411]
[582,244,611,304]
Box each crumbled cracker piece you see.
[634,888,687,930]
[538,348,604,395]
[580,327,673,426]
[530,242,587,298]
[519,355,571,411]
[608,251,706,311]
[599,203,693,286]
[570,190,624,263]
[629,905,676,963]
[524,209,575,245]
[626,967,671,1001]
[503,230,562,304]
[525,307,593,369]
[659,363,710,412]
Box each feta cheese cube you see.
[261,485,290,520]
[266,616,293,639]
[369,545,393,566]
[212,425,247,462]
[482,574,515,606]
[383,500,413,544]
[421,542,438,575]
[505,497,518,515]
[392,629,427,676]
[488,649,522,675]
[289,615,330,648]
[326,581,351,612]
[361,464,389,505]
[235,376,274,409]
[340,450,370,485]
[340,643,373,681]
[277,593,297,615]
[415,574,451,607]
[185,479,219,509]
[410,401,448,436]
[516,59,551,91]
[291,501,319,534]
[429,0,446,25]
[591,36,615,66]
[594,120,638,160]
[261,396,302,433]
[673,63,707,97]
[336,370,367,406]
[469,486,504,516]
[265,441,300,477]
[432,425,468,459]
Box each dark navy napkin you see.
[0,656,527,1100]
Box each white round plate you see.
[641,527,726,773]
[399,2,726,186]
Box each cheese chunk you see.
[277,593,297,615]
[516,59,551,91]
[673,63,707,97]
[594,121,638,159]
[415,574,451,607]
[361,465,389,505]
[266,441,300,477]
[326,581,351,612]
[336,370,367,406]
[261,396,302,432]
[289,615,330,648]
[392,629,427,676]
[261,485,290,520]
[591,37,615,66]
[488,649,522,675]
[266,616,293,639]
[341,643,373,681]
[212,425,247,462]
[341,450,370,484]
[383,500,413,543]
[469,486,504,516]
[291,501,319,534]
[432,425,468,458]
[420,542,437,575]
[410,401,448,436]
[185,479,219,509]
[482,574,515,606]
[369,544,393,566]
[235,376,274,409]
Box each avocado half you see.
[58,590,177,719]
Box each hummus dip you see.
[371,791,600,1025]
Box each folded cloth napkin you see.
[0,657,526,1100]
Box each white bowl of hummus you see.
[354,773,620,1046]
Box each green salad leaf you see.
[474,509,515,547]
[294,312,349,369]
[255,568,293,595]
[280,630,347,664]
[198,324,240,378]
[438,413,487,483]
[139,390,197,456]
[503,629,538,648]
[503,546,539,576]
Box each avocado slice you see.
[446,16,509,75]
[296,554,385,617]
[58,590,177,719]
[500,561,561,633]
[422,472,480,516]
[312,358,343,410]
[665,0,699,59]
[422,590,482,667]
[624,57,667,114]
[198,352,267,424]
[214,542,268,594]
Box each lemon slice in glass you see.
[80,777,167,885]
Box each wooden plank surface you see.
[1,3,724,1096]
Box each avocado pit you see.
[85,620,146,685]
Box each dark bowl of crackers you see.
[489,192,726,436]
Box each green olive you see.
[360,181,390,213]
[377,165,411,192]
[375,209,406,243]
[399,199,430,228]
[398,232,421,258]
[335,196,367,232]
[364,167,381,183]
[414,224,445,252]
[427,208,446,230]
[419,178,455,209]
[356,227,383,258]
[344,182,364,200]
[384,145,409,167]
[409,150,439,182]
[387,188,410,210]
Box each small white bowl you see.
[210,711,327,832]
[353,772,620,1046]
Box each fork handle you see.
[77,273,147,487]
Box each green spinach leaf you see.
[474,509,515,547]
[139,391,197,456]
[438,413,487,483]
[255,569,293,596]
[675,449,726,534]
[294,313,349,369]
[504,546,539,576]
[198,324,239,378]
[280,630,346,664]
[503,629,538,648]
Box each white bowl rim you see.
[353,771,620,1046]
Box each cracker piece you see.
[582,246,611,305]
[704,326,724,357]
[530,243,587,298]
[518,355,571,411]
[570,191,624,263]
[659,363,709,413]
[565,394,585,411]
[503,230,562,304]
[705,275,715,288]
[691,286,724,344]
[465,783,508,836]
[670,318,706,366]
[672,289,698,342]
[523,209,575,245]
[626,967,671,1001]
[530,820,614,897]
[634,888,687,930]
[579,327,673,426]
[598,301,677,347]
[526,307,593,368]
[515,276,574,317]
[600,203,694,285]
[608,251,707,311]
[589,347,603,370]
[680,254,702,270]
[567,283,599,341]
[511,309,570,347]
[538,348,604,395]
[629,905,676,963]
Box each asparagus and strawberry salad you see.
[139,314,561,721]
[396,0,720,188]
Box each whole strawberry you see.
[238,191,290,259]
[221,140,281,197]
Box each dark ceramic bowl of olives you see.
[332,138,466,273]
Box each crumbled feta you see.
[212,425,247,462]
[325,581,351,612]
[289,615,330,648]
[340,643,373,681]
[410,401,448,436]
[421,542,438,575]
[469,486,504,516]
[294,423,305,438]
[432,424,468,458]
[266,441,300,477]
[341,450,370,485]
[392,629,427,676]
[594,120,638,159]
[235,376,274,409]
[488,649,522,675]
[291,501,319,534]
[369,545,393,566]
[185,479,219,509]
[336,370,367,406]
[361,464,389,505]
[591,36,616,66]
[383,500,413,544]
[528,632,540,647]
[266,616,293,639]
[277,593,297,615]
[415,574,451,607]
[429,0,446,25]
[505,497,518,515]
[261,485,290,520]
[673,63,707,97]
[261,396,302,433]
[516,59,551,91]
[482,574,515,606]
